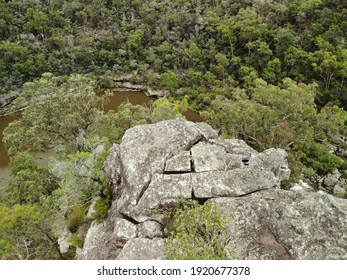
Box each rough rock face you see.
[76,119,347,260]
[214,190,347,259]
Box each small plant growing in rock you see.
[92,188,112,222]
[69,234,84,249]
[164,199,234,260]
[66,206,87,233]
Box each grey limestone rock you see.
[76,221,120,260]
[333,182,346,198]
[86,197,100,219]
[103,144,121,184]
[249,148,291,181]
[113,218,138,241]
[116,238,164,260]
[208,138,257,157]
[119,119,216,205]
[79,119,346,260]
[323,170,341,188]
[164,151,192,172]
[138,221,163,238]
[290,180,314,193]
[192,168,280,198]
[213,189,347,260]
[57,229,72,255]
[191,142,244,172]
[194,122,219,140]
[136,173,192,210]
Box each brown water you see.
[0,91,201,184]
[0,115,14,183]
[103,91,202,121]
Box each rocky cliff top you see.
[75,119,347,260]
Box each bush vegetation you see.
[66,206,87,234]
[164,200,234,260]
[92,189,112,222]
[69,235,84,249]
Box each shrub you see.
[69,234,84,249]
[164,200,234,260]
[92,189,112,222]
[66,206,86,233]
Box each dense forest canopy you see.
[0,0,346,108]
[0,0,346,259]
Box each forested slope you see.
[1,0,346,106]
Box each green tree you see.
[316,105,347,142]
[89,101,149,145]
[238,66,259,88]
[234,7,261,56]
[3,153,58,206]
[201,78,342,176]
[164,200,233,260]
[182,39,203,69]
[160,71,179,93]
[0,205,61,260]
[150,97,188,123]
[263,58,282,84]
[0,42,50,92]
[51,148,110,212]
[215,53,229,88]
[0,0,11,39]
[309,37,340,91]
[218,18,237,57]
[26,9,49,39]
[245,39,272,69]
[274,27,296,59]
[3,74,105,155]
[127,29,143,57]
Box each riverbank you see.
[110,75,169,97]
[0,76,168,117]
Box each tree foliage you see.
[202,78,345,176]
[164,200,234,260]
[3,153,58,206]
[0,204,61,260]
[0,0,345,108]
[1,73,152,259]
[150,97,189,123]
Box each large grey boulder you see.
[138,221,163,238]
[119,119,218,205]
[333,182,347,198]
[57,229,72,256]
[78,119,347,260]
[208,139,258,159]
[214,189,347,260]
[137,173,193,210]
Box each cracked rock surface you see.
[213,189,347,259]
[76,119,347,260]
